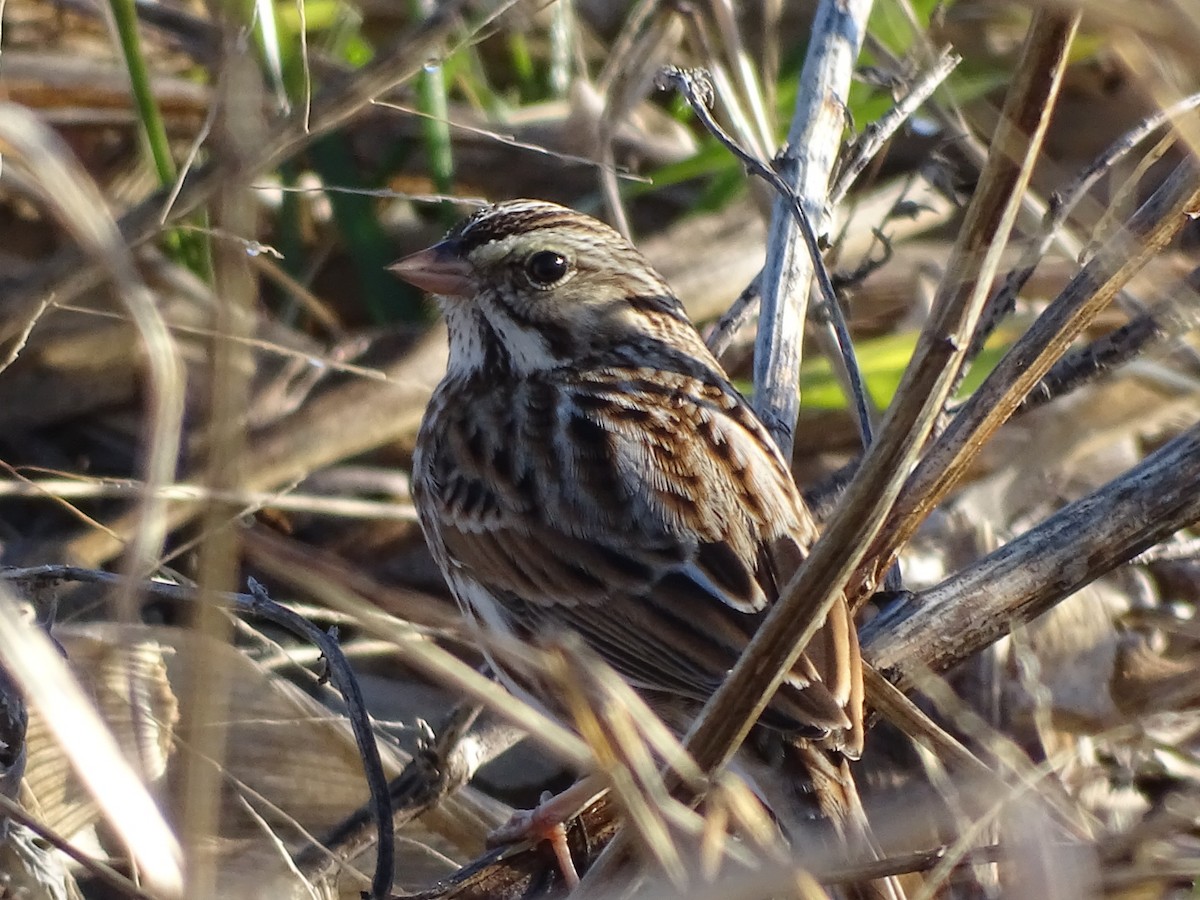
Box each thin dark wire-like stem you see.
[682,7,1079,777]
[243,579,395,900]
[658,66,875,451]
[296,701,516,884]
[0,567,397,900]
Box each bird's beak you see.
[388,240,474,297]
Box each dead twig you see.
[658,65,874,452]
[830,47,960,205]
[965,89,1200,371]
[866,155,1200,591]
[863,422,1200,684]
[684,6,1080,781]
[750,0,873,459]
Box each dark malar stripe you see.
[491,295,579,359]
[475,317,513,376]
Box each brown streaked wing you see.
[499,586,852,743]
[421,366,857,744]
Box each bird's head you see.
[390,200,704,375]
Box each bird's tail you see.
[793,745,906,900]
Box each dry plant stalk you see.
[398,9,1199,898]
[176,30,266,900]
[685,6,1081,782]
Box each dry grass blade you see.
[0,479,417,521]
[178,34,267,898]
[0,583,182,895]
[862,665,994,785]
[0,0,471,359]
[706,0,775,159]
[543,635,793,891]
[545,638,689,888]
[39,6,475,575]
[595,0,683,237]
[966,89,1200,364]
[864,661,1096,841]
[684,7,1080,779]
[0,793,142,899]
[0,102,184,620]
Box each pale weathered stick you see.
[752,0,873,457]
[684,8,1080,778]
[864,422,1200,684]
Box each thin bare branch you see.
[868,156,1200,589]
[829,47,960,206]
[967,89,1200,363]
[659,65,875,450]
[752,0,872,457]
[864,423,1200,684]
[684,7,1080,778]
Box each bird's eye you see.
[524,250,570,287]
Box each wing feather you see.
[416,366,861,750]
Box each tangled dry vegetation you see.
[1,0,1199,898]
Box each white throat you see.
[442,301,557,377]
